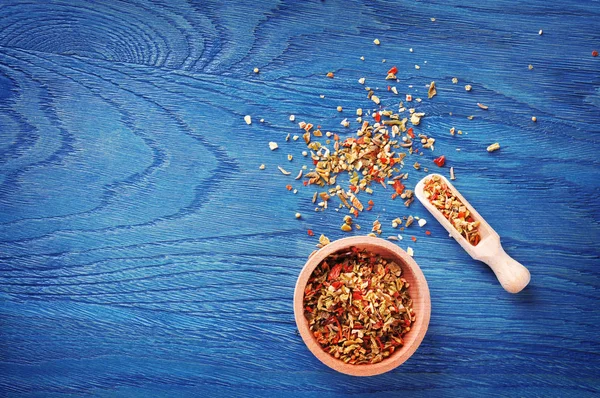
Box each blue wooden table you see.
[1,1,599,396]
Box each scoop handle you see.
[481,246,530,293]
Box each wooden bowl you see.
[294,236,431,376]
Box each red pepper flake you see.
[303,181,308,186]
[425,230,431,235]
[411,236,417,242]
[433,155,446,167]
[593,50,599,57]
[328,263,343,281]
[307,229,314,236]
[331,280,343,290]
[326,72,334,78]
[368,199,374,206]
[407,127,415,138]
[387,66,398,75]
[392,180,405,195]
[373,112,381,123]
[387,85,391,91]
[286,184,293,191]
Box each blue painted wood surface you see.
[0,0,599,396]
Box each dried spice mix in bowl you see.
[294,236,431,376]
[304,247,414,365]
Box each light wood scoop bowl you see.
[415,174,530,294]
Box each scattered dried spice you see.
[477,103,489,110]
[433,155,445,167]
[303,247,415,365]
[428,82,437,99]
[244,115,252,125]
[531,116,537,122]
[319,234,331,247]
[465,85,472,92]
[422,175,481,245]
[373,38,381,45]
[372,219,382,235]
[269,142,278,150]
[327,72,335,78]
[593,50,598,57]
[278,166,291,175]
[266,60,448,240]
[341,223,352,232]
[253,67,260,74]
[487,142,500,152]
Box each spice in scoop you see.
[303,247,415,365]
[422,175,481,245]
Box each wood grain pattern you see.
[0,0,598,396]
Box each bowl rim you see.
[293,236,431,376]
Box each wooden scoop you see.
[415,174,530,293]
